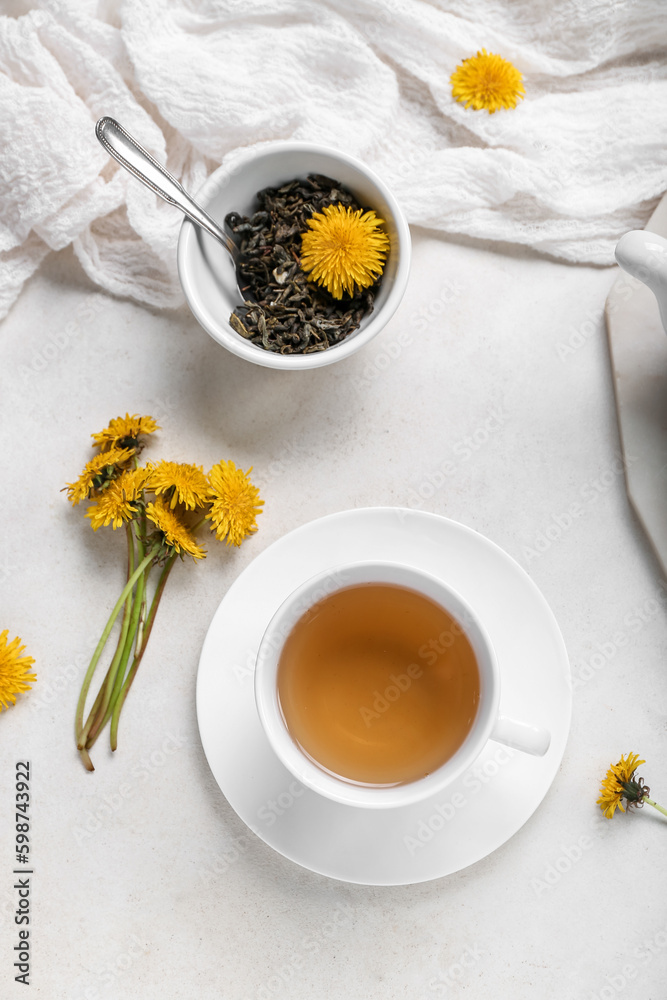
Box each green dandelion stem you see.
[78,551,146,752]
[83,693,111,750]
[86,530,150,750]
[109,551,177,751]
[645,797,667,818]
[104,559,150,750]
[80,524,137,747]
[75,545,158,751]
[112,531,147,698]
[137,552,177,659]
[80,677,106,740]
[134,576,149,655]
[80,645,125,750]
[80,646,119,746]
[86,585,150,750]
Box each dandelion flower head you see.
[300,203,390,299]
[92,413,159,451]
[0,631,36,711]
[207,460,263,547]
[85,467,150,531]
[66,446,135,505]
[145,499,206,560]
[450,49,524,114]
[597,752,646,819]
[149,461,210,511]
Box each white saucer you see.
[196,508,571,885]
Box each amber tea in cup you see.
[276,582,480,786]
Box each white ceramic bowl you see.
[176,142,411,370]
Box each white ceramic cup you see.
[177,141,411,370]
[254,561,551,809]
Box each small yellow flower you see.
[207,460,263,546]
[450,49,524,114]
[92,413,159,450]
[145,499,206,560]
[597,752,647,818]
[85,467,150,531]
[65,446,135,505]
[300,203,390,299]
[149,460,210,510]
[0,631,36,711]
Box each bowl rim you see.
[176,140,412,370]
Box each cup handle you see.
[490,715,551,757]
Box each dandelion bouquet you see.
[66,414,263,771]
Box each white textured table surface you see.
[2,232,667,999]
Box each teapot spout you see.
[615,230,667,334]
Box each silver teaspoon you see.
[95,116,246,296]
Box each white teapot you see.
[615,230,667,333]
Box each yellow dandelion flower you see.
[145,499,206,560]
[450,49,524,114]
[92,413,159,450]
[597,752,646,818]
[0,631,36,711]
[206,460,263,547]
[65,446,135,505]
[300,203,390,299]
[149,460,210,510]
[85,467,150,531]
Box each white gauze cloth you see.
[1,0,666,318]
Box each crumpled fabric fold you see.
[1,0,665,318]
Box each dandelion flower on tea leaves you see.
[85,467,151,531]
[145,499,206,560]
[450,49,524,114]
[300,203,390,299]
[0,631,36,711]
[66,446,135,505]
[148,460,210,511]
[206,460,263,547]
[92,413,159,451]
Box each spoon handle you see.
[95,116,236,257]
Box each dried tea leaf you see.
[229,313,252,339]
